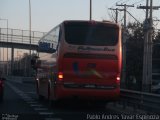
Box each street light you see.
[0,18,8,76]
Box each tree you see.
[126,22,144,90]
[126,22,160,90]
[153,31,160,58]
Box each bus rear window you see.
[64,22,118,46]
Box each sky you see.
[0,0,160,32]
[0,0,160,61]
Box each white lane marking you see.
[30,104,43,107]
[25,92,37,94]
[7,82,56,116]
[34,108,48,111]
[22,97,34,101]
[45,118,62,120]
[39,112,54,115]
[22,96,32,99]
[26,101,38,104]
[23,98,34,101]
[16,91,23,94]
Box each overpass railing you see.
[0,28,46,45]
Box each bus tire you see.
[38,95,44,101]
[47,83,50,101]
[48,91,60,107]
[50,99,61,108]
[0,96,3,102]
[0,91,3,102]
[36,80,39,94]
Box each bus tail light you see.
[0,80,2,85]
[116,76,120,84]
[58,72,63,81]
[36,78,39,81]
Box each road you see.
[0,80,118,120]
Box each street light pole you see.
[29,0,32,76]
[6,19,8,76]
[90,0,92,20]
[29,0,31,54]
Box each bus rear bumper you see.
[54,85,120,101]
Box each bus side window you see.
[55,26,61,51]
[56,27,62,55]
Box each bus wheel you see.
[38,95,44,101]
[47,83,50,101]
[36,80,39,94]
[49,94,60,107]
[0,96,3,102]
[0,91,3,102]
[49,99,61,108]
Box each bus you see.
[32,20,122,102]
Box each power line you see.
[107,8,115,22]
[118,16,124,23]
[115,0,124,5]
[109,8,124,23]
[126,10,141,24]
[111,0,124,8]
[121,0,130,4]
[132,0,145,5]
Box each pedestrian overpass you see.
[0,28,45,49]
[0,28,46,75]
[0,41,38,50]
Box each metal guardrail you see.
[120,89,160,113]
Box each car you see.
[152,83,160,94]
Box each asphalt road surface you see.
[0,80,118,120]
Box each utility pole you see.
[137,0,160,92]
[90,0,92,20]
[116,4,134,88]
[108,8,123,23]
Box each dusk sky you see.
[0,0,160,60]
[1,0,160,32]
